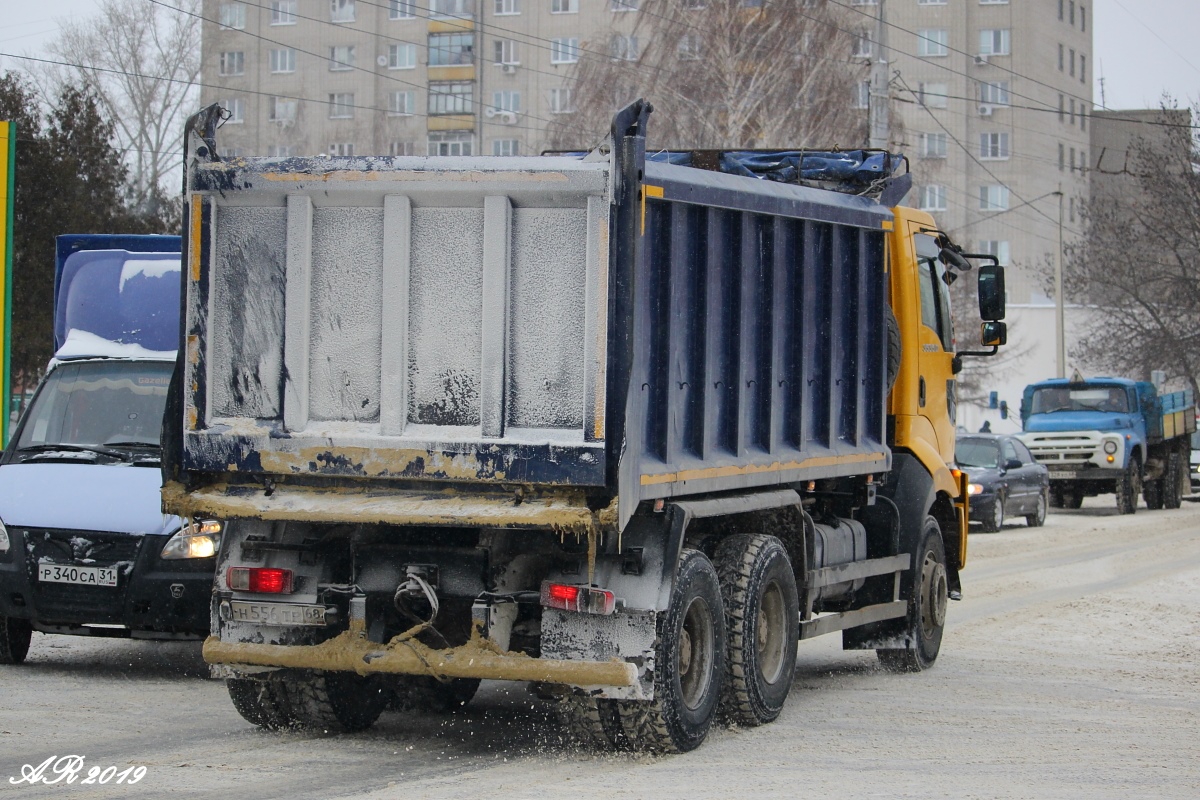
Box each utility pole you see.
[1055,186,1066,378]
[868,0,889,149]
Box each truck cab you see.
[0,236,218,664]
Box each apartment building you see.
[200,0,640,159]
[876,0,1092,305]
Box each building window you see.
[677,34,702,60]
[1069,97,1075,125]
[330,0,355,23]
[979,81,1010,106]
[1079,54,1086,83]
[979,0,1007,4]
[548,87,574,114]
[1069,197,1076,223]
[610,0,639,10]
[978,240,1010,263]
[388,90,416,115]
[919,185,947,212]
[1058,142,1065,170]
[389,0,416,18]
[1079,148,1086,169]
[219,51,245,76]
[1081,5,1086,31]
[268,97,297,122]
[610,35,639,61]
[494,0,520,13]
[1080,112,1087,132]
[1058,0,1063,20]
[431,0,473,17]
[1058,44,1064,71]
[429,81,473,114]
[918,82,948,108]
[918,132,948,158]
[550,38,580,64]
[492,139,520,156]
[270,0,296,24]
[1069,147,1076,171]
[491,90,520,112]
[1069,0,1075,24]
[388,43,416,69]
[328,93,354,118]
[852,33,872,59]
[428,131,473,156]
[430,33,475,66]
[219,3,246,29]
[267,145,299,157]
[389,141,416,156]
[852,80,870,110]
[917,29,948,57]
[979,132,1010,160]
[329,46,356,71]
[1069,48,1075,77]
[220,98,245,123]
[850,0,877,5]
[494,40,519,64]
[551,0,578,12]
[979,185,1009,211]
[1058,93,1064,122]
[979,29,1010,56]
[328,142,354,157]
[269,48,296,74]
[917,0,947,5]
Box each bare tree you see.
[39,0,200,212]
[547,0,880,151]
[1063,102,1200,396]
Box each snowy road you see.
[3,499,1198,799]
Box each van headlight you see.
[161,520,223,560]
[0,518,9,554]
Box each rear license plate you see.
[38,564,119,587]
[228,601,327,627]
[1049,470,1076,479]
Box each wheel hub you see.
[920,552,948,635]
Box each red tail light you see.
[227,567,293,594]
[540,582,616,615]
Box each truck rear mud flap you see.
[203,623,645,698]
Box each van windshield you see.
[16,361,173,451]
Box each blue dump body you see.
[54,234,182,354]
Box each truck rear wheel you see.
[0,616,32,665]
[614,548,725,753]
[391,676,480,713]
[878,517,947,673]
[1144,475,1164,510]
[1165,452,1184,509]
[227,677,297,730]
[287,671,390,733]
[714,534,798,727]
[1117,459,1141,515]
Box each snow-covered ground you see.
[3,497,1198,799]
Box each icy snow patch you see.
[118,256,180,292]
[53,329,177,362]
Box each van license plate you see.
[38,564,119,587]
[228,601,327,627]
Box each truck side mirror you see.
[977,264,1006,321]
[981,321,1007,347]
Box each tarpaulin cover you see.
[644,149,905,193]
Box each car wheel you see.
[1026,490,1048,527]
[0,616,33,665]
[980,494,1004,533]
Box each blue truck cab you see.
[1018,376,1195,514]
[0,235,218,664]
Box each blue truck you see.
[1018,376,1196,514]
[0,234,218,664]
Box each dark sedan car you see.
[957,433,1051,532]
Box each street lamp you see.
[1054,186,1065,379]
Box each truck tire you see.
[559,693,625,749]
[886,306,902,394]
[713,534,798,727]
[1116,459,1141,515]
[1049,487,1065,509]
[391,676,480,713]
[1144,476,1164,510]
[287,671,390,733]
[1062,490,1084,509]
[878,517,947,673]
[613,548,725,753]
[1165,452,1184,509]
[1026,490,1048,527]
[227,677,298,730]
[0,616,32,665]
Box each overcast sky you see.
[1,0,1198,110]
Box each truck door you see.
[913,230,957,462]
